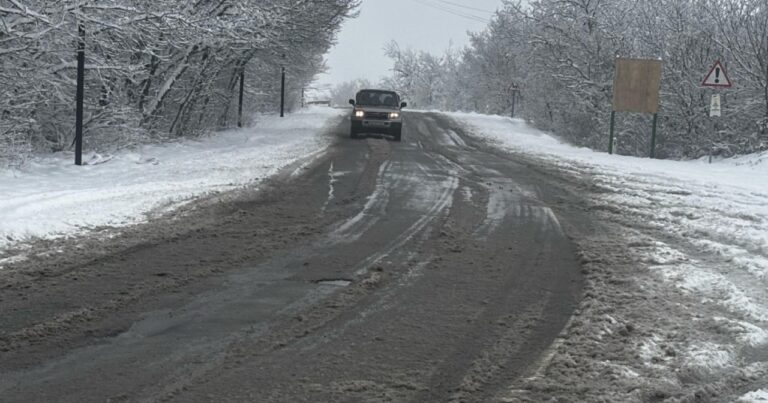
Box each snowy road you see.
[446,112,768,402]
[1,110,766,402]
[0,112,587,402]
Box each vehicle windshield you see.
[356,90,399,107]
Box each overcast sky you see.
[314,0,504,90]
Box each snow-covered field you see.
[0,106,344,258]
[446,112,768,402]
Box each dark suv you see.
[348,89,407,141]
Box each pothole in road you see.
[315,278,352,287]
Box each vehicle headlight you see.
[389,112,400,119]
[354,110,364,118]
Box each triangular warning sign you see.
[702,60,732,88]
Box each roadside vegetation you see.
[380,0,768,159]
[0,0,359,167]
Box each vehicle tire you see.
[350,120,365,139]
[392,129,402,142]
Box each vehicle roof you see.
[357,89,398,94]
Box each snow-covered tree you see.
[0,0,359,166]
[330,78,372,107]
[381,0,767,158]
[384,41,447,109]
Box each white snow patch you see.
[652,264,768,322]
[638,335,664,365]
[709,317,768,347]
[0,254,28,268]
[331,161,391,241]
[633,241,688,265]
[445,129,467,147]
[684,342,735,370]
[0,107,344,254]
[600,361,641,378]
[739,389,768,402]
[445,110,768,396]
[317,279,351,287]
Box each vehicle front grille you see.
[365,112,389,120]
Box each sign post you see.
[650,113,659,158]
[510,85,519,118]
[238,69,245,128]
[701,60,732,161]
[608,110,616,154]
[701,60,731,89]
[280,54,286,118]
[701,60,731,118]
[610,58,663,157]
[75,23,85,166]
[709,94,721,117]
[280,66,285,117]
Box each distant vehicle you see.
[306,100,331,106]
[348,89,407,141]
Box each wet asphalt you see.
[0,112,585,402]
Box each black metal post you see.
[510,89,517,118]
[238,69,245,128]
[608,110,616,155]
[75,23,85,166]
[280,66,285,117]
[650,113,658,158]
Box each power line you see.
[434,0,495,14]
[411,0,490,23]
[419,0,490,22]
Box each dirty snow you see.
[740,389,768,402]
[0,107,344,256]
[447,111,768,401]
[2,104,766,399]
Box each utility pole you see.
[650,113,658,158]
[280,54,286,117]
[510,86,519,118]
[238,69,245,128]
[280,66,285,117]
[75,23,85,166]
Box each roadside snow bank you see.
[445,111,768,401]
[740,389,768,402]
[0,107,344,254]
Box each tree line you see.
[381,0,768,159]
[1,0,359,167]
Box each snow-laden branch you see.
[0,0,360,166]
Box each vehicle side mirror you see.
[400,101,407,108]
[348,99,355,106]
